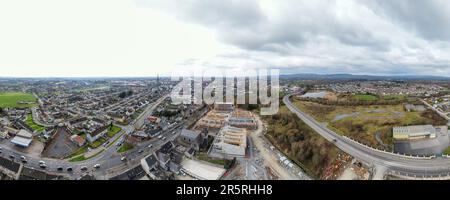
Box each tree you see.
[127,90,133,96]
[118,91,127,98]
[225,158,237,169]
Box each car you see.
[9,154,15,159]
[148,144,153,148]
[121,156,127,161]
[57,166,63,171]
[66,167,73,172]
[80,166,88,171]
[138,149,144,154]
[39,164,47,169]
[20,156,26,160]
[94,164,101,169]
[162,137,166,140]
[0,147,2,153]
[157,135,162,139]
[38,160,46,165]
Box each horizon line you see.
[0,73,449,79]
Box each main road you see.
[283,94,450,179]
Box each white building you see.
[393,125,440,140]
[11,129,33,147]
[209,126,247,159]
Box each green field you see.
[382,95,406,101]
[89,137,107,149]
[69,149,105,162]
[68,155,87,162]
[196,152,226,167]
[117,142,134,153]
[0,92,37,108]
[25,114,45,132]
[443,146,450,155]
[106,125,122,138]
[352,94,379,101]
[67,146,88,158]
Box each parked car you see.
[57,166,63,171]
[121,156,127,161]
[66,167,73,172]
[80,166,88,171]
[94,164,101,169]
[103,141,110,147]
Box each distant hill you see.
[280,73,450,81]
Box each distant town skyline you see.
[1,0,450,77]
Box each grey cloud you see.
[366,0,450,41]
[140,0,450,75]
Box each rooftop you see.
[0,157,20,173]
[180,129,201,141]
[393,125,436,137]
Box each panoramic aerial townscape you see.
[2,76,450,180]
[2,0,450,188]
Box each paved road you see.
[421,99,450,122]
[283,94,450,178]
[250,116,304,180]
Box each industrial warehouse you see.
[394,125,450,156]
[393,125,439,140]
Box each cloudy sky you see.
[1,0,450,77]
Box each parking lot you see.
[42,128,78,159]
[394,129,450,156]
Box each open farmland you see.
[352,94,379,101]
[0,92,37,108]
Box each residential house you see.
[70,135,86,147]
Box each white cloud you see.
[1,0,450,76]
[142,0,450,76]
[0,0,226,77]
